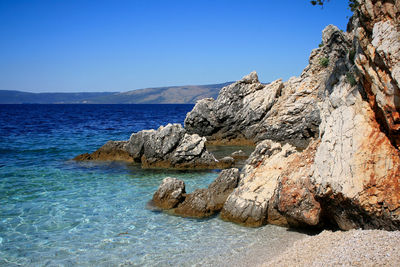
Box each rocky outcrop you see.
[219,0,400,230]
[73,141,132,162]
[126,123,218,169]
[210,23,355,226]
[75,123,234,169]
[184,70,321,148]
[305,0,400,230]
[152,168,240,218]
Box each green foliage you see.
[310,0,325,6]
[310,0,359,12]
[319,57,329,67]
[318,41,324,48]
[346,72,357,86]
[348,0,359,12]
[348,49,356,64]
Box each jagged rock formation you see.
[126,123,217,169]
[74,123,234,169]
[218,0,400,230]
[184,70,321,148]
[151,168,240,218]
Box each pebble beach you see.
[261,229,400,267]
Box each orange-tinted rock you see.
[273,142,321,227]
[355,0,400,148]
[73,141,133,162]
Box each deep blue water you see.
[0,104,296,266]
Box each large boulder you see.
[220,140,298,227]
[220,24,353,227]
[129,124,231,169]
[126,123,185,163]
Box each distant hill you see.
[0,82,232,104]
[0,90,115,104]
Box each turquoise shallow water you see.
[0,104,304,266]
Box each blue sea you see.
[0,104,304,266]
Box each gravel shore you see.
[262,229,400,267]
[196,225,309,267]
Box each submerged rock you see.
[230,150,247,159]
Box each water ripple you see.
[0,104,307,266]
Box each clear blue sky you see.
[0,0,352,92]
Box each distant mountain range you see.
[0,82,233,104]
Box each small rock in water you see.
[156,168,240,218]
[152,177,186,209]
[230,150,246,159]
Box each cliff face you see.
[218,0,400,230]
[356,0,400,147]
